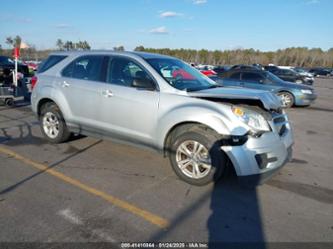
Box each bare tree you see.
[56,39,64,50]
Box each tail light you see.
[31,76,38,89]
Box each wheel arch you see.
[37,98,56,117]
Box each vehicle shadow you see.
[149,172,265,248]
[207,177,266,248]
[150,141,266,248]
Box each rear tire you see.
[5,98,14,107]
[40,102,71,143]
[168,125,226,186]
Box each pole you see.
[14,56,18,87]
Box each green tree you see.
[134,45,145,51]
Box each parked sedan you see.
[270,68,313,85]
[219,69,317,108]
[309,68,332,77]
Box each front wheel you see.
[278,91,294,108]
[168,126,226,186]
[40,103,71,143]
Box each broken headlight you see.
[232,106,271,134]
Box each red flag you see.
[13,47,20,58]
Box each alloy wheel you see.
[42,112,60,139]
[175,140,212,179]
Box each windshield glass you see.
[145,58,217,91]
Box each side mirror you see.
[132,77,156,91]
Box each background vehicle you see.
[31,51,293,186]
[309,68,332,77]
[269,68,313,85]
[0,56,32,101]
[220,69,317,108]
[0,56,30,78]
[195,65,217,77]
[293,67,314,78]
[229,64,258,71]
[212,66,230,77]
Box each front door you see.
[98,56,160,146]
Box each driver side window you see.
[106,57,153,88]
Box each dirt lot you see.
[0,78,332,247]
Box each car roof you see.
[228,68,265,73]
[49,50,174,60]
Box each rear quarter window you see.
[38,55,67,73]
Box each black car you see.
[229,64,258,71]
[264,65,280,72]
[309,68,331,77]
[0,56,32,100]
[0,56,30,79]
[212,66,230,76]
[269,68,313,85]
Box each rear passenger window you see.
[229,72,241,80]
[242,72,263,81]
[38,55,67,73]
[61,56,104,81]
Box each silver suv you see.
[31,51,293,185]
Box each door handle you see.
[61,81,70,88]
[102,89,113,97]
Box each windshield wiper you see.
[187,85,222,92]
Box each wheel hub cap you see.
[175,140,212,179]
[43,112,60,139]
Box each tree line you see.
[1,35,332,67]
[56,39,91,51]
[134,46,333,68]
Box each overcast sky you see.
[0,0,332,51]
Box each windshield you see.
[145,58,218,91]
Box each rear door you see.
[55,55,106,127]
[240,72,268,90]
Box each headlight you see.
[301,89,312,94]
[232,106,271,134]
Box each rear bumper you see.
[221,117,294,185]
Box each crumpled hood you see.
[187,87,282,111]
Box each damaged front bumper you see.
[221,113,294,186]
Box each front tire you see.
[168,125,226,186]
[40,102,71,143]
[278,91,294,108]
